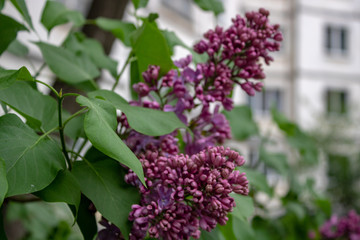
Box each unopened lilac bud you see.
[253,82,264,92]
[133,82,150,97]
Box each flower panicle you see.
[125,146,248,240]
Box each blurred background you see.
[1,0,360,239]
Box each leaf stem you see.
[112,52,133,91]
[58,94,72,170]
[67,150,87,162]
[62,107,88,128]
[75,139,89,159]
[35,80,59,98]
[62,93,80,98]
[34,62,46,79]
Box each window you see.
[326,90,348,115]
[325,25,348,56]
[161,0,192,19]
[248,89,283,115]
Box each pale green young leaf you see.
[242,167,272,195]
[35,42,100,84]
[271,108,318,164]
[0,14,27,55]
[64,34,117,78]
[259,148,289,176]
[223,105,259,141]
[41,0,85,32]
[161,29,190,55]
[72,159,140,239]
[95,18,136,47]
[0,114,65,197]
[76,96,145,185]
[7,39,29,56]
[193,0,224,16]
[231,194,255,221]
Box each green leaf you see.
[9,0,33,29]
[315,198,332,217]
[232,217,256,240]
[231,194,254,221]
[76,96,145,185]
[193,0,224,16]
[0,114,65,197]
[41,0,85,32]
[223,105,258,141]
[286,202,305,220]
[132,0,149,9]
[198,227,225,240]
[72,159,141,239]
[64,114,85,140]
[70,195,97,240]
[0,157,7,206]
[132,22,174,78]
[7,39,29,56]
[272,108,318,164]
[242,168,272,195]
[0,0,4,11]
[0,66,33,89]
[64,34,118,78]
[218,215,237,240]
[88,90,189,136]
[0,14,27,55]
[34,170,81,215]
[35,42,100,84]
[161,30,190,55]
[0,81,58,131]
[259,148,289,175]
[95,18,136,47]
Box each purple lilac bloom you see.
[122,8,281,155]
[320,210,360,240]
[125,146,248,240]
[194,8,282,101]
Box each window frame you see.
[324,24,349,57]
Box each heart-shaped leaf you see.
[0,114,65,197]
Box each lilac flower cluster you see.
[193,7,282,98]
[125,146,248,240]
[320,210,360,240]
[123,60,233,155]
[121,8,281,155]
[99,8,281,239]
